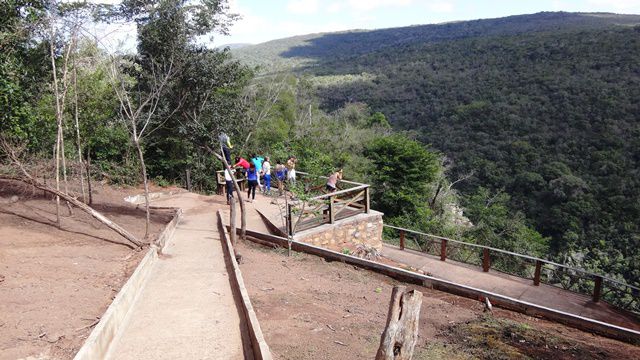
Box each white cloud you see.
[346,0,414,12]
[587,0,640,13]
[326,2,344,14]
[286,0,320,15]
[427,1,454,13]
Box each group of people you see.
[218,132,341,205]
[227,155,297,203]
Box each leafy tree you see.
[364,134,439,220]
[464,187,549,257]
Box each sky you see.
[84,0,640,51]
[219,0,640,45]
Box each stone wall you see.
[293,211,383,252]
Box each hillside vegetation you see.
[232,12,640,286]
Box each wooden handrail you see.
[383,224,640,294]
[311,184,369,200]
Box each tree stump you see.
[375,285,423,360]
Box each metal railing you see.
[384,225,640,315]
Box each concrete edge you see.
[237,228,640,345]
[217,210,273,360]
[73,209,183,360]
[123,189,186,205]
[254,207,287,237]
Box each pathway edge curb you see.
[73,207,182,360]
[217,210,273,360]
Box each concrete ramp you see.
[105,193,249,359]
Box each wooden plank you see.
[365,186,370,214]
[333,190,364,217]
[534,260,542,286]
[594,276,603,303]
[440,239,447,261]
[483,248,491,272]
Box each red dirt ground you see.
[0,180,174,360]
[236,240,640,360]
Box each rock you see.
[10,195,19,203]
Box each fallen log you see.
[1,175,143,248]
[376,285,423,360]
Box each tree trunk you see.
[59,126,73,216]
[134,138,151,241]
[216,150,246,241]
[53,140,61,228]
[376,286,423,360]
[86,146,93,205]
[1,176,142,248]
[73,56,87,203]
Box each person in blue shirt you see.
[251,153,264,191]
[275,160,287,195]
[246,163,258,202]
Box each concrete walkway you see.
[107,193,249,360]
[382,245,640,331]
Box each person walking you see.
[246,163,258,202]
[262,156,272,195]
[286,156,297,185]
[251,153,265,192]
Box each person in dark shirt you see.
[246,163,258,202]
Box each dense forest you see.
[232,13,640,286]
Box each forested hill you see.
[231,12,640,284]
[231,12,640,67]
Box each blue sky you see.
[83,0,640,51]
[219,0,640,45]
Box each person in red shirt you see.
[233,157,250,170]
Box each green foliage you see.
[364,134,439,219]
[464,188,549,257]
[233,12,640,286]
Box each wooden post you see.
[482,248,490,272]
[534,260,542,286]
[399,230,405,250]
[287,204,294,236]
[186,168,192,192]
[376,285,423,360]
[440,239,447,261]
[229,196,236,247]
[329,196,335,224]
[365,186,370,214]
[593,276,603,302]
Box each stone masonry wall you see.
[294,211,383,252]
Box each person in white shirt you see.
[262,157,272,195]
[224,168,234,204]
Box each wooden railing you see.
[286,172,370,234]
[384,225,640,315]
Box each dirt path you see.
[106,193,248,360]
